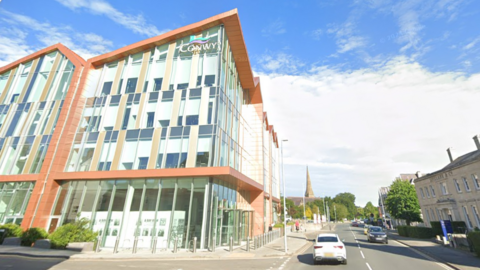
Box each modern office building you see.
[0,9,281,250]
[414,136,480,230]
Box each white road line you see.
[360,250,365,259]
[366,262,373,270]
[357,244,361,249]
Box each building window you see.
[425,187,430,198]
[430,185,436,197]
[472,174,480,189]
[196,136,211,167]
[462,206,473,229]
[453,179,461,193]
[440,182,448,195]
[430,209,436,221]
[471,206,480,229]
[419,187,425,198]
[463,177,471,191]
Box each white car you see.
[312,233,347,265]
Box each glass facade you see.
[63,25,264,183]
[53,178,252,249]
[0,181,35,225]
[0,13,280,246]
[0,51,74,175]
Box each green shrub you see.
[397,226,434,238]
[451,221,467,233]
[407,226,434,238]
[430,221,467,235]
[397,225,409,237]
[21,227,49,246]
[467,231,480,257]
[0,224,24,243]
[430,221,443,236]
[49,218,97,249]
[273,223,284,228]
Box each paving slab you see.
[0,223,333,261]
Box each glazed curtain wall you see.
[0,181,35,225]
[0,51,74,175]
[63,25,264,185]
[52,178,243,250]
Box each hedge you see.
[21,227,49,247]
[397,225,435,239]
[467,231,480,257]
[430,221,468,235]
[0,224,24,243]
[49,218,97,249]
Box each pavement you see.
[387,230,480,270]
[0,223,330,261]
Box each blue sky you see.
[1,0,480,206]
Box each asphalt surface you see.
[283,223,453,270]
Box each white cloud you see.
[463,36,480,50]
[0,27,34,66]
[257,56,480,205]
[0,10,113,62]
[257,52,305,74]
[56,0,167,37]
[261,19,286,37]
[328,21,367,54]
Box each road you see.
[284,223,452,270]
[0,223,453,270]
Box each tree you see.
[384,179,422,226]
[331,203,349,221]
[333,193,356,219]
[364,201,378,220]
[305,206,313,219]
[356,207,364,219]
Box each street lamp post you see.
[334,204,337,223]
[281,139,288,253]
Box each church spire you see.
[305,166,315,198]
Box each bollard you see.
[113,237,120,254]
[173,237,178,253]
[95,236,101,253]
[132,236,138,254]
[229,236,233,252]
[212,236,216,252]
[247,236,250,252]
[193,237,197,253]
[151,237,157,254]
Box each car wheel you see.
[385,240,388,244]
[343,259,347,265]
[368,238,370,243]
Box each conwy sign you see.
[179,35,221,54]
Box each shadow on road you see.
[0,255,65,270]
[297,253,343,266]
[343,226,480,269]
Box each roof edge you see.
[0,43,86,74]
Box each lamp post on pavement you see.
[281,139,288,253]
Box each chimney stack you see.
[447,147,454,163]
[415,171,422,178]
[474,135,480,150]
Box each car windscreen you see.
[317,236,338,242]
[370,227,382,232]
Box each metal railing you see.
[251,229,281,250]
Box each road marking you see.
[358,244,361,249]
[360,250,365,259]
[366,262,373,270]
[393,240,455,270]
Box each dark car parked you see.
[367,226,388,244]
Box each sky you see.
[1,0,480,206]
